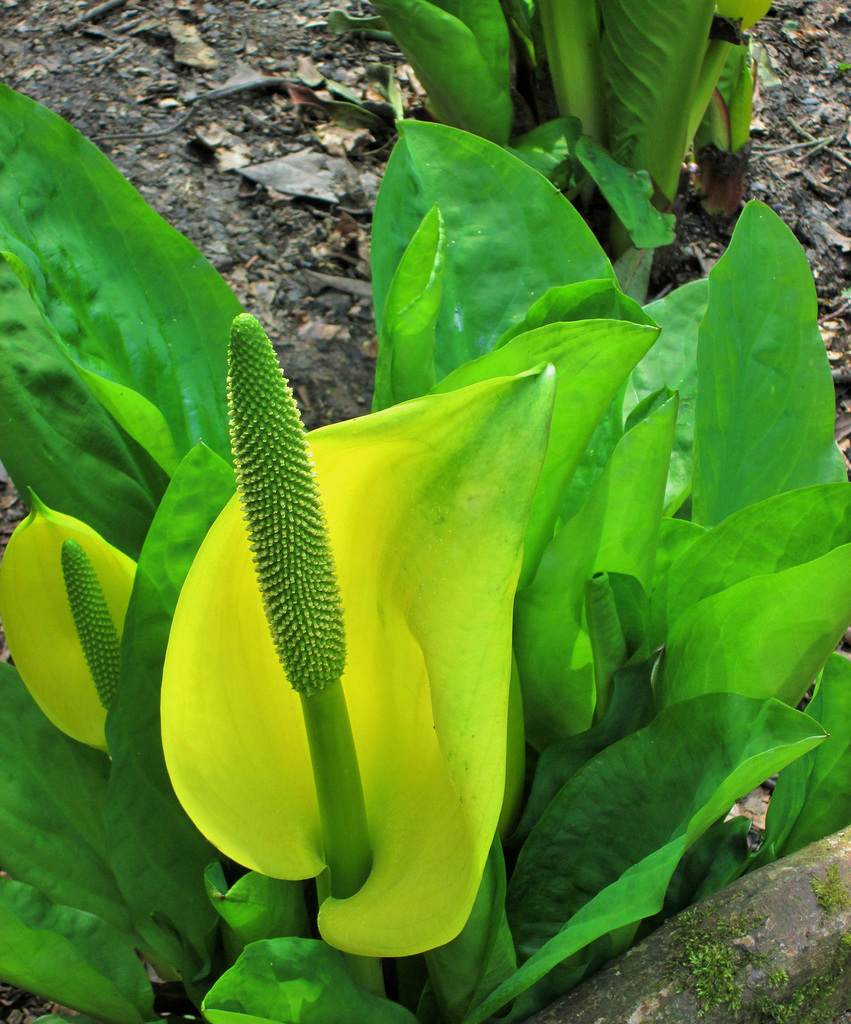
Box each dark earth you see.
[0,0,849,1019]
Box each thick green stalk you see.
[538,0,608,147]
[300,682,372,902]
[686,39,734,151]
[302,682,384,997]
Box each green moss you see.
[810,865,851,914]
[672,904,765,1018]
[672,871,851,1023]
[753,932,851,1024]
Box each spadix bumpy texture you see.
[60,538,121,710]
[227,313,346,694]
[0,496,136,749]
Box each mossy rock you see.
[525,829,851,1024]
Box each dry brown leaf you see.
[167,19,218,70]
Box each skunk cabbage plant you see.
[162,315,555,963]
[0,88,850,1024]
[357,0,768,254]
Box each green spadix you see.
[0,496,136,749]
[161,314,556,957]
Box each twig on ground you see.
[93,78,292,143]
[786,116,851,170]
[63,0,129,31]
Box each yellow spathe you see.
[0,497,136,749]
[715,0,770,29]
[161,369,555,957]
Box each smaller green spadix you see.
[227,313,347,695]
[60,538,121,710]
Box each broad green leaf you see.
[0,84,241,463]
[0,258,163,557]
[759,654,851,861]
[557,383,626,526]
[465,842,684,1024]
[573,136,676,249]
[203,938,417,1024]
[506,117,581,187]
[370,0,512,144]
[692,201,845,526]
[76,366,180,476]
[0,663,133,938]
[515,391,676,745]
[373,204,444,410]
[652,483,851,645]
[372,122,614,380]
[651,517,706,589]
[162,372,555,958]
[599,0,717,202]
[104,444,235,973]
[629,277,707,514]
[514,662,656,841]
[31,1016,116,1024]
[424,840,516,1024]
[205,864,310,966]
[656,544,851,709]
[496,277,654,349]
[642,816,751,933]
[501,696,822,1014]
[0,876,154,1024]
[432,318,658,582]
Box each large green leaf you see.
[515,662,656,841]
[758,654,851,862]
[494,696,822,1018]
[599,0,717,202]
[0,876,154,1024]
[369,0,513,143]
[104,444,235,973]
[202,939,418,1024]
[656,544,851,709]
[573,136,675,249]
[424,840,516,1024]
[432,318,658,582]
[0,258,163,558]
[373,204,444,410]
[372,122,614,381]
[628,277,708,514]
[692,201,845,527]
[651,482,851,646]
[514,392,676,745]
[0,663,133,939]
[0,85,241,464]
[205,864,310,966]
[496,278,654,349]
[466,842,683,1023]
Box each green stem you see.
[301,680,385,997]
[686,39,733,151]
[538,0,607,147]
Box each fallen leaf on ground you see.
[168,19,218,70]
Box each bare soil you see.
[0,0,849,1019]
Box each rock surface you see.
[527,829,851,1023]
